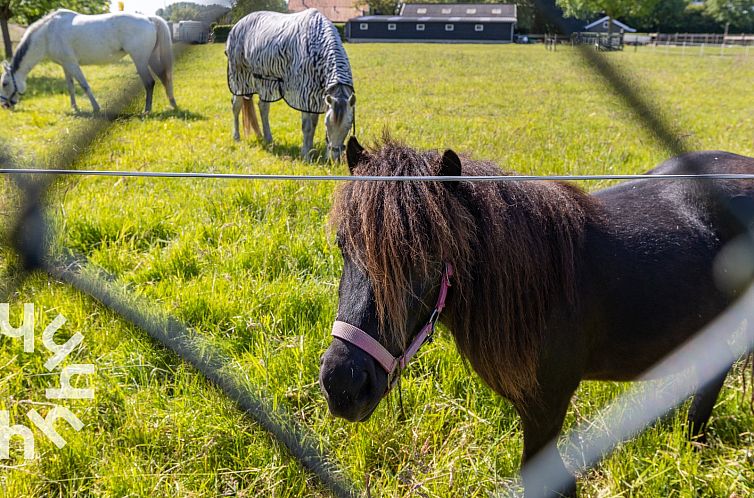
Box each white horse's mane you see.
[10,10,61,71]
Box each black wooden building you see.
[346,3,517,43]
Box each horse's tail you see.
[149,16,176,107]
[241,96,262,138]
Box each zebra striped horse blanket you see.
[226,9,353,114]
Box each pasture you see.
[0,42,753,497]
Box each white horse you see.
[1,9,176,113]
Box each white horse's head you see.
[1,62,25,109]
[324,86,356,162]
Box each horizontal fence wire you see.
[2,4,754,496]
[3,168,754,182]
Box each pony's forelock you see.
[330,135,474,348]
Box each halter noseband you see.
[331,262,453,394]
[1,68,23,107]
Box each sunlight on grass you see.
[0,43,752,497]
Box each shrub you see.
[211,24,233,43]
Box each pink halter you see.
[331,263,453,392]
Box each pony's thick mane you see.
[330,138,598,402]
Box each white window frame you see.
[603,21,609,29]
[475,24,484,32]
[388,23,396,31]
[416,23,425,31]
[360,23,368,30]
[491,8,502,14]
[445,24,454,32]
[441,8,452,14]
[466,8,477,14]
[417,7,427,14]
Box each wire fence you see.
[0,4,752,498]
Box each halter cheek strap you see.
[1,70,23,106]
[331,262,453,393]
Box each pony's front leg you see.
[63,69,78,112]
[518,384,579,498]
[301,112,319,161]
[258,100,273,144]
[64,63,100,113]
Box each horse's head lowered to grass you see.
[323,85,356,162]
[1,62,25,109]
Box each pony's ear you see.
[439,149,462,177]
[325,94,334,107]
[348,93,356,106]
[346,136,365,174]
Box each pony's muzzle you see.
[319,339,384,422]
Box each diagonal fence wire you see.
[513,2,754,495]
[45,258,357,498]
[0,41,359,497]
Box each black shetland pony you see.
[319,136,754,497]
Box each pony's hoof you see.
[233,134,241,142]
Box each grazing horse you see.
[226,9,355,161]
[319,137,754,497]
[0,9,176,113]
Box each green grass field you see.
[0,43,753,497]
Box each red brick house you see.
[288,0,368,23]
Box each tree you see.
[230,0,286,22]
[705,0,754,33]
[555,0,660,34]
[156,2,230,23]
[361,0,399,16]
[1,0,109,59]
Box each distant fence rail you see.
[650,32,754,46]
[571,32,624,51]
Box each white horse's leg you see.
[133,61,156,114]
[232,95,242,141]
[301,112,319,161]
[258,100,273,144]
[63,68,78,112]
[63,63,100,113]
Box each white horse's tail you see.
[149,16,176,107]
